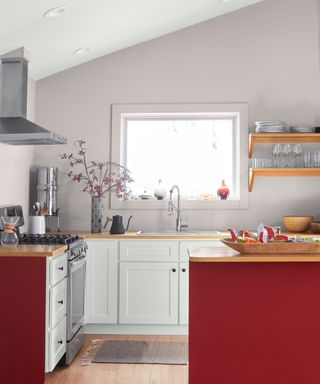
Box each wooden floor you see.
[45,334,188,384]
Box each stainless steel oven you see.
[66,240,87,364]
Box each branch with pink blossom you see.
[59,140,134,199]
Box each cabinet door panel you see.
[85,240,118,323]
[119,262,178,324]
[179,262,188,325]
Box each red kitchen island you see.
[0,245,67,384]
[189,246,320,384]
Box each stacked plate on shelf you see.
[254,121,287,133]
[290,126,315,133]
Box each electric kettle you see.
[109,215,133,234]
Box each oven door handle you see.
[71,257,86,271]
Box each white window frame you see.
[111,103,248,210]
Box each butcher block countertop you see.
[188,245,320,262]
[83,231,230,239]
[0,244,68,257]
[81,231,319,240]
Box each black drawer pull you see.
[58,340,63,345]
[58,300,64,304]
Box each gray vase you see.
[91,196,104,233]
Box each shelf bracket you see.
[249,168,255,192]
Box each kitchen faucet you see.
[168,185,188,231]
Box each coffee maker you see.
[0,205,24,236]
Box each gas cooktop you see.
[19,233,81,246]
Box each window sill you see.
[111,197,248,210]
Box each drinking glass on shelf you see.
[272,144,282,168]
[292,143,302,167]
[304,151,311,168]
[264,158,272,168]
[252,158,263,168]
[312,150,320,168]
[272,143,291,168]
[283,143,292,167]
[252,158,273,168]
[273,143,287,168]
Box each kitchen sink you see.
[136,230,221,235]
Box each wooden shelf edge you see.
[248,168,320,192]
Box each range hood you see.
[0,54,67,145]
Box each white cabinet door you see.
[85,240,118,324]
[119,262,179,324]
[179,262,188,325]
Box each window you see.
[111,103,248,209]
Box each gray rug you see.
[92,340,188,365]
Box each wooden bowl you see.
[310,221,320,234]
[282,216,313,233]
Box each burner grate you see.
[19,233,80,245]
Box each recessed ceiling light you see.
[73,47,92,55]
[43,6,69,18]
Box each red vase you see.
[217,180,230,200]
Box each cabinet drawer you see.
[50,278,67,328]
[50,253,67,286]
[120,241,179,261]
[48,317,66,372]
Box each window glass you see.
[125,117,236,200]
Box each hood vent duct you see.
[0,55,67,145]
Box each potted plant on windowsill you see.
[59,140,133,233]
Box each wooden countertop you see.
[83,231,229,239]
[188,245,320,262]
[0,244,68,257]
[79,231,320,240]
[1,231,317,257]
[0,231,225,257]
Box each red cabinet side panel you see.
[189,262,320,384]
[0,257,46,384]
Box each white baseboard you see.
[85,324,188,335]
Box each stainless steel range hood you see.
[0,53,67,145]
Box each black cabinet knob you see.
[58,340,63,345]
[58,266,64,271]
[172,268,176,272]
[182,268,186,272]
[58,300,64,304]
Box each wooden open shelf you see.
[249,133,320,158]
[249,168,320,192]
